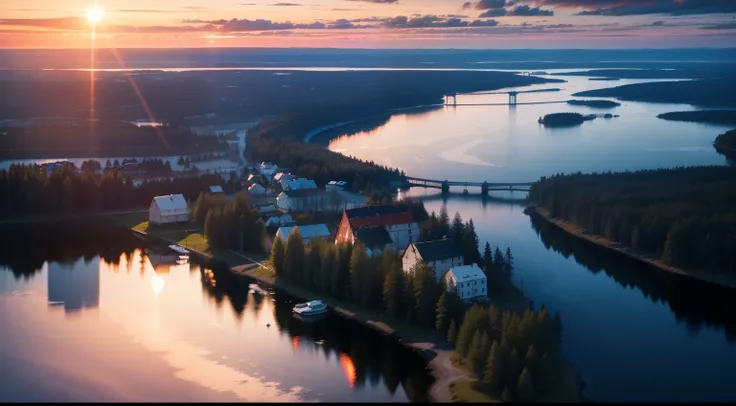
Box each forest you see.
[538,112,594,127]
[0,123,230,159]
[528,166,736,273]
[567,99,620,108]
[0,163,224,218]
[714,129,736,159]
[573,78,736,107]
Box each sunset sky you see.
[1,0,735,48]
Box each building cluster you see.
[147,161,488,303]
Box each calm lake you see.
[0,223,433,402]
[325,71,736,402]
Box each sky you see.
[1,0,735,48]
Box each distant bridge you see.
[404,176,534,195]
[444,88,561,106]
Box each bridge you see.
[444,88,561,106]
[404,176,534,195]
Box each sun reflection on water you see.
[339,353,356,389]
[151,274,166,298]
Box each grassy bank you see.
[529,206,736,290]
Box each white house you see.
[275,224,331,244]
[336,206,419,253]
[260,162,278,176]
[402,239,464,283]
[276,189,327,212]
[444,264,487,303]
[281,178,317,192]
[248,183,266,196]
[208,185,224,194]
[326,181,348,191]
[149,194,190,225]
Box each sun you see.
[87,6,105,25]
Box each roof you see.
[276,224,330,240]
[283,188,323,198]
[346,205,411,219]
[349,212,416,228]
[249,183,265,190]
[152,194,188,211]
[448,264,486,282]
[274,172,294,181]
[328,181,348,186]
[410,239,463,262]
[209,185,224,193]
[356,226,393,250]
[282,178,317,191]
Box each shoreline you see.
[527,206,736,290]
[130,226,584,403]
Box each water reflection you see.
[529,214,736,342]
[0,223,432,402]
[47,259,99,314]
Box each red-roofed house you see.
[336,205,419,254]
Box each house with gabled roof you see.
[402,238,464,283]
[335,205,419,254]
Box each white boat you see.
[293,300,328,316]
[168,244,190,255]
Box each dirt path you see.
[429,350,475,402]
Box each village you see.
[147,159,490,304]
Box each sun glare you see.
[87,6,105,25]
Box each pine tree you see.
[284,228,306,282]
[476,332,491,378]
[483,341,504,396]
[193,192,208,223]
[350,243,368,304]
[451,212,465,244]
[483,242,493,265]
[383,263,401,317]
[503,247,514,277]
[501,386,512,402]
[525,344,539,383]
[516,368,536,401]
[508,348,522,389]
[447,320,458,345]
[436,290,448,332]
[466,331,482,375]
[270,236,286,278]
[494,247,505,273]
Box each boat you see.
[168,244,190,255]
[293,300,328,316]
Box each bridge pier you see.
[481,181,489,195]
[441,181,450,195]
[509,91,518,106]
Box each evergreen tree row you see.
[529,166,736,273]
[0,163,224,218]
[199,193,265,252]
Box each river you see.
[0,223,432,402]
[322,71,736,402]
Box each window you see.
[482,288,484,293]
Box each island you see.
[567,99,621,108]
[573,79,736,107]
[538,112,596,127]
[589,77,621,82]
[714,129,736,159]
[527,165,736,289]
[657,110,736,125]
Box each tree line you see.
[529,166,736,273]
[195,193,265,253]
[0,163,224,218]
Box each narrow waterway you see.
[0,223,433,402]
[327,71,736,402]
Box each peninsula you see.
[573,79,736,107]
[714,129,736,159]
[657,110,736,126]
[527,165,736,290]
